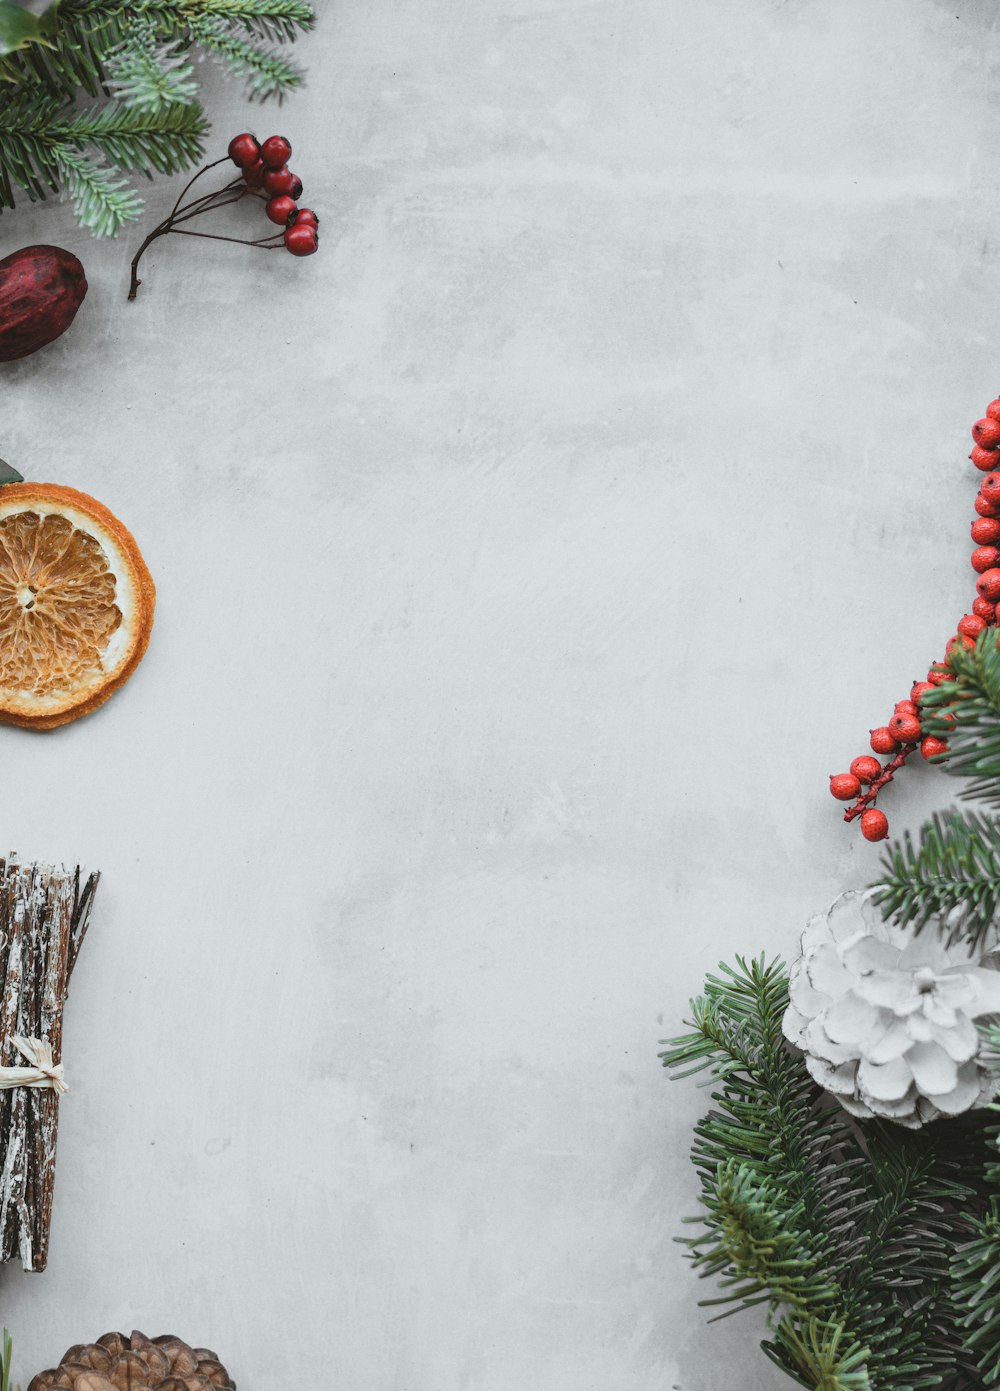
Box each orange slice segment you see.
[0,483,155,729]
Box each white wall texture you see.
[2,1,1000,1386]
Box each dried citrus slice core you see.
[0,484,155,729]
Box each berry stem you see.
[168,228,284,247]
[169,190,252,228]
[128,171,277,299]
[842,744,917,822]
[169,155,230,218]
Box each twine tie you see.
[0,1036,67,1095]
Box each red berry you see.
[972,517,1000,545]
[982,473,1000,503]
[284,223,318,257]
[850,755,882,783]
[959,612,987,639]
[228,132,260,167]
[889,711,922,742]
[988,399,1000,423]
[265,194,298,226]
[973,546,1000,573]
[830,773,861,801]
[927,665,952,686]
[977,568,1000,601]
[242,158,266,187]
[974,596,997,621]
[971,445,1000,471]
[976,492,1000,518]
[947,634,975,655]
[294,208,319,228]
[870,726,898,754]
[910,680,935,703]
[920,735,949,760]
[260,135,293,170]
[894,699,919,718]
[860,808,889,842]
[285,172,303,200]
[974,419,1000,449]
[263,166,296,197]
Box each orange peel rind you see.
[0,483,155,729]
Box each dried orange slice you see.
[0,483,155,729]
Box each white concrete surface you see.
[1,1,998,1386]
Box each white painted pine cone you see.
[782,891,1000,1128]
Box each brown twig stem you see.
[128,161,284,300]
[843,744,918,822]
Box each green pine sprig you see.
[919,628,1000,801]
[870,809,1000,952]
[663,956,994,1390]
[0,0,315,234]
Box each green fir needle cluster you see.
[665,628,1000,1388]
[0,0,315,236]
[662,958,997,1390]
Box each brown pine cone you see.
[26,1331,236,1391]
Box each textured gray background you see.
[1,1,997,1387]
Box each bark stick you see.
[0,858,98,1271]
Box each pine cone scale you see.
[27,1334,235,1391]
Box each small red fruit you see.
[860,808,889,842]
[0,245,88,362]
[850,755,882,783]
[242,158,266,187]
[972,546,1000,573]
[977,568,1000,601]
[927,664,952,686]
[920,736,949,760]
[265,194,298,226]
[958,613,987,640]
[974,597,997,621]
[294,208,319,228]
[893,700,919,718]
[972,517,1000,545]
[284,224,318,257]
[888,711,922,742]
[830,773,861,801]
[972,445,1000,471]
[976,492,1000,517]
[987,399,1000,423]
[974,419,1000,449]
[910,681,935,703]
[263,166,296,197]
[228,133,260,167]
[260,135,293,170]
[982,473,1000,504]
[870,726,898,754]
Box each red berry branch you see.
[128,132,320,301]
[830,395,1000,840]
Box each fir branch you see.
[920,628,1000,802]
[665,957,997,1389]
[871,809,1000,951]
[765,1317,873,1391]
[53,145,143,236]
[953,1203,1000,1387]
[0,0,314,231]
[104,19,198,112]
[0,83,206,214]
[188,15,305,100]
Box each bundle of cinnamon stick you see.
[0,858,98,1271]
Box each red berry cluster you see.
[227,133,319,257]
[128,134,322,300]
[829,396,1000,840]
